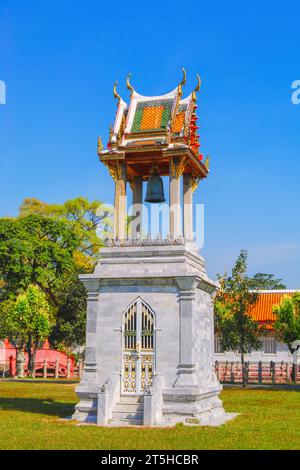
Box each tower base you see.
[73,239,226,426]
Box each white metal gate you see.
[122,299,155,394]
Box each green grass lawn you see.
[0,381,300,450]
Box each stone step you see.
[108,418,143,426]
[119,395,144,404]
[115,402,143,412]
[112,410,143,421]
[110,395,144,426]
[75,405,97,413]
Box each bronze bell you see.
[145,165,166,203]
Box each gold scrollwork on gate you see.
[122,299,155,394]
[123,355,137,394]
[140,355,153,391]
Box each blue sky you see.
[0,0,299,287]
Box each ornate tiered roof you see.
[98,69,209,182]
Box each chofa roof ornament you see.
[177,67,187,98]
[126,73,134,97]
[113,81,121,104]
[192,73,201,102]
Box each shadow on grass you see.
[223,384,300,392]
[0,397,74,418]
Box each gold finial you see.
[177,67,187,98]
[126,73,134,96]
[180,67,187,86]
[192,73,201,102]
[98,136,103,154]
[204,155,210,170]
[113,81,121,104]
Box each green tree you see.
[273,292,300,353]
[0,197,112,350]
[19,197,113,270]
[0,214,86,350]
[50,277,87,348]
[18,197,113,347]
[0,214,79,303]
[214,250,263,387]
[248,273,286,290]
[0,285,50,375]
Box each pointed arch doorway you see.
[122,298,155,395]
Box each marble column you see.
[79,280,100,387]
[113,162,127,239]
[76,276,99,404]
[131,176,143,238]
[174,277,198,388]
[169,159,181,238]
[183,173,193,241]
[73,279,100,421]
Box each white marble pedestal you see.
[73,239,225,425]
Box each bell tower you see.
[73,70,227,427]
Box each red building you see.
[0,339,76,378]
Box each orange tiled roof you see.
[248,291,295,324]
[172,111,185,133]
[130,99,173,133]
[140,105,165,130]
